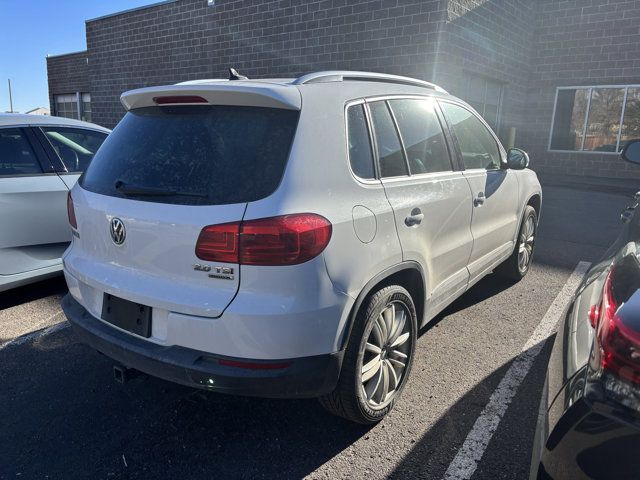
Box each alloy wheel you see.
[360,301,412,409]
[518,214,536,272]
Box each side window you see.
[441,102,501,170]
[369,101,408,178]
[388,98,452,174]
[0,128,43,176]
[40,127,108,173]
[346,104,375,179]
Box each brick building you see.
[47,0,640,178]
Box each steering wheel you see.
[59,145,80,171]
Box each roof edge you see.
[0,113,110,132]
[46,50,88,60]
[86,0,179,23]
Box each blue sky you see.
[0,0,158,113]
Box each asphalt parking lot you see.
[0,183,632,480]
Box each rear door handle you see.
[405,208,424,227]
[474,192,485,207]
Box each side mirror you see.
[506,148,529,170]
[621,140,640,165]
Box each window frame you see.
[438,99,506,172]
[0,126,57,178]
[548,84,640,155]
[462,75,505,133]
[347,94,458,183]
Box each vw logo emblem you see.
[110,217,126,245]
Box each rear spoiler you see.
[120,83,302,111]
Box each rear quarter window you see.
[80,105,299,205]
[346,104,375,180]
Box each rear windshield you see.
[80,105,299,205]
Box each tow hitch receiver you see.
[113,364,140,384]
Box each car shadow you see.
[483,169,507,199]
[0,275,67,310]
[0,327,372,479]
[1,325,552,479]
[420,272,515,335]
[0,268,551,479]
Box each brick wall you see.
[46,0,640,179]
[86,0,445,128]
[46,51,90,115]
[520,0,640,179]
[81,0,539,144]
[432,0,536,145]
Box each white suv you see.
[61,71,541,423]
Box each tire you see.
[319,285,417,424]
[496,205,537,281]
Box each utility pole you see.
[7,79,13,113]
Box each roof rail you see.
[176,79,229,85]
[292,71,447,93]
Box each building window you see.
[54,94,78,120]
[81,93,92,122]
[463,77,503,133]
[54,93,92,122]
[550,86,640,153]
[621,88,640,148]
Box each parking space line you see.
[0,311,68,351]
[442,261,591,480]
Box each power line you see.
[7,79,14,113]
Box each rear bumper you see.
[62,294,343,398]
[534,396,640,479]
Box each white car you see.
[0,114,109,292]
[61,71,541,423]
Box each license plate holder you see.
[101,293,152,338]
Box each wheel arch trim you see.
[338,261,426,350]
[526,192,542,222]
[511,191,542,246]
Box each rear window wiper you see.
[114,180,208,198]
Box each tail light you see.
[153,95,208,105]
[591,271,640,385]
[194,223,239,263]
[195,213,332,266]
[67,192,77,229]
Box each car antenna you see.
[228,68,248,80]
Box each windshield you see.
[80,105,299,205]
